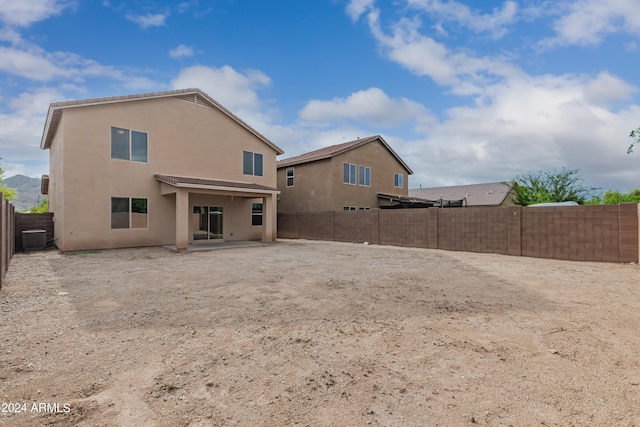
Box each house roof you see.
[40,88,283,154]
[409,182,513,206]
[276,135,413,174]
[154,174,279,194]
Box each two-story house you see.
[276,135,412,212]
[40,88,283,252]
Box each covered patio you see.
[155,174,279,251]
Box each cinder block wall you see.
[277,203,639,263]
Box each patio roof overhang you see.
[154,173,280,197]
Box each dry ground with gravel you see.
[1,239,639,426]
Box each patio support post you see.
[176,189,189,250]
[262,193,275,243]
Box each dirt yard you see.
[1,240,639,426]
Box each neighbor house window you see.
[286,167,294,187]
[343,163,356,185]
[359,207,371,210]
[343,206,356,211]
[111,197,148,229]
[394,173,404,188]
[359,166,371,187]
[111,127,148,162]
[252,202,263,226]
[243,151,263,176]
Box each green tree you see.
[28,197,48,213]
[509,168,598,206]
[629,127,640,154]
[587,189,640,204]
[0,158,16,201]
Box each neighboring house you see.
[409,182,515,207]
[276,135,412,212]
[40,88,283,252]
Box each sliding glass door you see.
[193,206,223,241]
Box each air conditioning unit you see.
[22,229,47,251]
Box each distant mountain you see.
[4,175,43,211]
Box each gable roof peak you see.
[277,134,412,174]
[40,88,283,154]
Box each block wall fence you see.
[277,203,640,263]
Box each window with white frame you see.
[243,151,264,176]
[343,163,356,185]
[111,197,148,229]
[359,207,371,210]
[359,166,371,187]
[286,167,294,187]
[111,127,148,162]
[343,206,356,211]
[251,202,263,226]
[394,173,404,188]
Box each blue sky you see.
[1,0,639,194]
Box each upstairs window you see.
[359,166,371,187]
[286,167,294,187]
[111,127,148,162]
[343,163,356,185]
[394,173,404,188]
[243,151,264,176]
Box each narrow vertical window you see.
[359,166,371,186]
[131,198,148,228]
[343,163,356,185]
[394,173,404,188]
[131,131,148,162]
[252,202,263,226]
[243,151,253,175]
[111,128,130,160]
[111,197,130,229]
[286,167,294,187]
[254,153,263,177]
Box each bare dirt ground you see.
[1,240,639,426]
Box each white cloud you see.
[0,46,64,80]
[170,65,272,116]
[402,72,640,191]
[169,44,194,59]
[0,88,62,177]
[406,0,518,39]
[346,0,375,22]
[365,9,521,91]
[299,87,434,130]
[0,44,157,91]
[542,0,640,47]
[126,12,168,29]
[0,0,74,27]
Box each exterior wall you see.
[49,96,278,251]
[277,159,333,212]
[277,204,640,263]
[277,139,409,212]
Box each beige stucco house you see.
[40,88,283,252]
[276,135,412,212]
